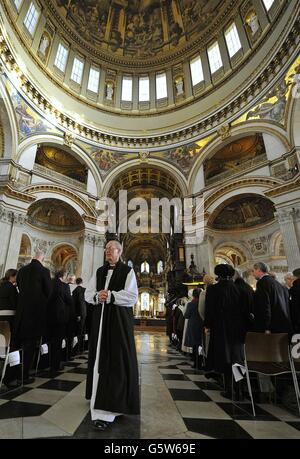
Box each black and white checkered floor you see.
[0,332,300,439]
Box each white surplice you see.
[85,268,138,422]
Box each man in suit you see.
[252,262,291,334]
[85,240,139,431]
[15,249,52,383]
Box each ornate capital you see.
[276,208,294,224]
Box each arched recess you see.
[270,231,286,257]
[102,158,188,198]
[23,184,97,220]
[189,122,290,195]
[51,243,79,275]
[207,192,277,230]
[17,233,32,268]
[204,177,282,216]
[214,242,250,267]
[0,78,18,158]
[16,134,102,196]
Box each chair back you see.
[0,321,11,348]
[291,334,300,362]
[245,332,289,363]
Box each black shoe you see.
[92,420,111,431]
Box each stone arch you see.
[213,241,250,267]
[16,134,102,195]
[50,242,79,275]
[204,177,282,217]
[270,231,286,257]
[0,78,18,159]
[287,86,300,148]
[24,184,97,220]
[17,233,32,268]
[189,122,289,195]
[102,158,188,198]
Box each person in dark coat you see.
[184,289,203,368]
[0,269,18,333]
[66,275,77,359]
[85,240,139,431]
[234,269,255,331]
[0,269,19,387]
[252,262,292,334]
[73,278,87,337]
[14,250,52,383]
[204,264,247,398]
[47,269,73,373]
[290,268,300,333]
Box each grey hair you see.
[284,272,294,281]
[34,248,46,259]
[253,262,269,273]
[106,240,123,254]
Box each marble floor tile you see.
[258,403,300,421]
[175,401,231,420]
[22,416,71,439]
[159,369,184,375]
[54,372,86,382]
[38,379,80,392]
[169,389,211,402]
[0,401,50,419]
[236,420,300,439]
[185,374,208,382]
[164,380,199,390]
[184,418,252,439]
[0,417,23,439]
[202,390,235,403]
[14,388,66,406]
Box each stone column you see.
[79,233,105,283]
[276,207,300,271]
[3,212,27,273]
[194,234,215,275]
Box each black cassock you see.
[85,261,140,415]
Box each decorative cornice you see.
[265,173,300,198]
[0,183,35,203]
[23,184,96,217]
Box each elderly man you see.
[252,262,291,334]
[85,240,139,430]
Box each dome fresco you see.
[54,0,224,61]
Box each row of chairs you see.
[0,320,89,392]
[244,332,300,416]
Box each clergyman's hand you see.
[98,290,108,302]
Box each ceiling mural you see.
[85,142,201,178]
[35,145,88,183]
[54,0,225,60]
[5,77,59,140]
[204,134,266,182]
[234,56,300,126]
[211,196,276,230]
[28,198,84,232]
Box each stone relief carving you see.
[248,236,269,255]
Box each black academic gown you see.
[15,259,52,342]
[253,275,292,333]
[204,280,246,373]
[86,261,140,415]
[290,279,300,333]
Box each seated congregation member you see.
[184,289,203,368]
[204,264,247,399]
[15,250,52,383]
[252,262,291,334]
[47,270,73,373]
[0,269,18,333]
[290,268,300,333]
[72,277,87,348]
[85,240,139,431]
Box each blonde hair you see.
[203,274,215,285]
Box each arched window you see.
[157,260,164,274]
[141,292,150,311]
[141,261,150,273]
